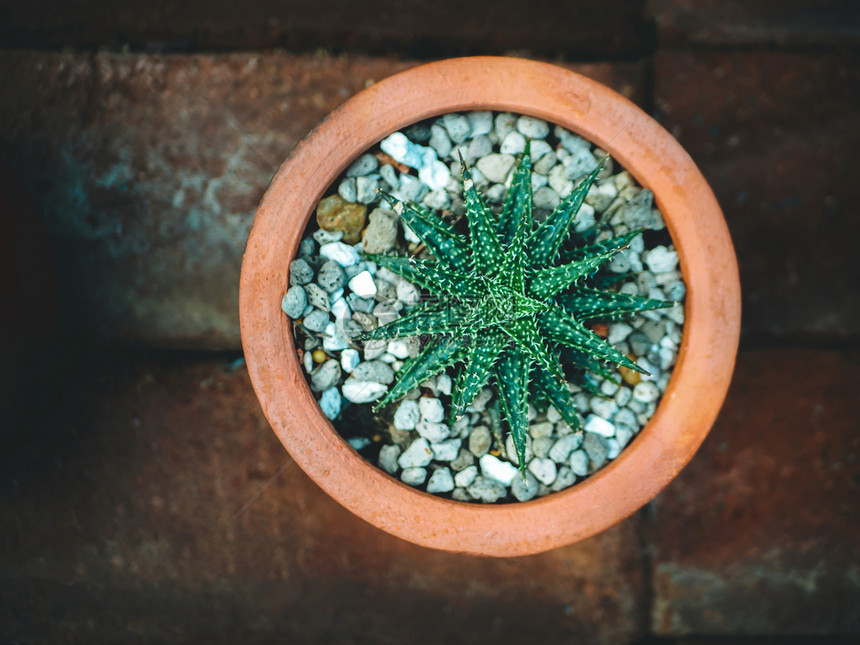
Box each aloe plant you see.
[360,144,672,474]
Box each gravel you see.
[285,110,686,504]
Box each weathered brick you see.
[0,51,646,349]
[648,0,860,47]
[654,51,860,338]
[0,0,649,58]
[1,357,647,643]
[648,349,860,635]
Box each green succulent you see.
[360,143,672,474]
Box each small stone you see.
[429,124,452,157]
[304,283,330,312]
[360,207,398,254]
[347,270,377,299]
[348,437,371,450]
[378,444,401,475]
[362,339,388,360]
[468,388,493,412]
[557,128,591,154]
[310,358,341,392]
[562,148,599,180]
[467,134,493,161]
[393,400,420,430]
[468,476,506,503]
[338,178,357,202]
[548,164,573,197]
[441,113,471,143]
[516,115,549,139]
[435,373,452,396]
[590,397,618,420]
[426,467,455,493]
[303,310,330,333]
[331,296,350,321]
[398,438,434,468]
[298,237,316,261]
[339,348,360,373]
[313,229,343,245]
[500,131,526,155]
[318,387,341,420]
[608,322,633,345]
[468,425,492,457]
[341,377,387,403]
[529,421,554,439]
[289,258,314,286]
[415,420,450,443]
[548,433,583,463]
[584,414,616,437]
[586,180,618,211]
[454,465,479,488]
[352,360,395,385]
[528,458,558,485]
[387,339,412,359]
[664,279,686,302]
[533,150,556,175]
[316,194,367,244]
[401,467,427,486]
[450,449,476,472]
[346,153,378,177]
[476,153,516,183]
[532,436,553,459]
[355,176,378,204]
[467,111,493,136]
[479,454,519,486]
[583,434,609,470]
[494,112,516,139]
[645,246,679,273]
[633,381,660,403]
[320,242,360,268]
[281,286,307,318]
[615,424,634,449]
[395,279,420,307]
[452,487,473,502]
[419,157,451,192]
[569,449,589,476]
[422,188,450,210]
[348,294,374,315]
[504,434,534,466]
[533,186,560,210]
[317,261,347,294]
[642,320,667,345]
[379,164,398,189]
[550,466,576,492]
[614,387,633,408]
[600,380,620,397]
[511,471,540,502]
[417,397,444,423]
[628,331,652,357]
[431,438,461,462]
[303,351,314,374]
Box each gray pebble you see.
[352,360,395,385]
[281,286,307,318]
[429,124,452,157]
[304,283,330,312]
[532,436,553,459]
[337,177,357,202]
[452,487,473,502]
[346,153,378,177]
[379,164,398,189]
[500,131,526,155]
[467,134,493,161]
[633,381,660,403]
[317,261,346,293]
[589,396,618,420]
[468,425,492,457]
[298,237,316,261]
[319,387,341,420]
[516,115,549,139]
[533,186,560,210]
[398,438,434,468]
[547,164,573,197]
[303,350,314,374]
[563,148,599,180]
[450,449,475,472]
[356,176,378,204]
[310,359,341,392]
[467,111,493,136]
[454,464,479,488]
[533,150,556,175]
[528,458,558,485]
[351,311,377,331]
[557,128,591,153]
[378,444,401,475]
[569,449,589,476]
[393,399,420,431]
[348,294,375,314]
[475,153,515,183]
[303,310,330,333]
[628,331,652,358]
[494,112,517,139]
[548,433,583,463]
[511,471,540,502]
[645,246,679,274]
[468,476,506,503]
[583,434,609,470]
[441,113,471,143]
[289,258,314,286]
[550,466,576,492]
[362,208,398,254]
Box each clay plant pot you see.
[239,57,741,557]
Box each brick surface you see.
[654,50,860,339]
[0,0,649,58]
[0,357,647,644]
[648,349,860,635]
[0,51,646,349]
[648,0,860,46]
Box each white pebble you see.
[398,438,434,468]
[426,467,455,493]
[396,279,420,307]
[633,381,660,403]
[475,153,515,183]
[479,454,519,486]
[393,399,420,430]
[454,465,479,488]
[435,373,452,396]
[548,433,583,463]
[401,467,427,486]
[569,449,589,476]
[528,458,558,485]
[341,377,387,403]
[608,322,633,344]
[500,131,526,155]
[340,348,360,373]
[318,387,341,420]
[511,471,540,502]
[516,115,550,139]
[584,414,616,437]
[378,445,401,475]
[419,397,445,423]
[415,420,450,443]
[431,438,461,462]
[645,246,679,273]
[387,340,411,359]
[589,397,618,420]
[347,270,377,298]
[322,322,349,352]
[320,242,360,267]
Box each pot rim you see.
[239,56,741,556]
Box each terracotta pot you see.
[239,57,741,556]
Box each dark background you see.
[1,1,858,642]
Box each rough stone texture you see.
[0,1,649,58]
[0,357,647,644]
[654,50,860,338]
[648,0,860,47]
[648,349,860,635]
[0,51,646,349]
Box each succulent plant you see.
[360,144,672,473]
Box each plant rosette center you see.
[282,111,686,503]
